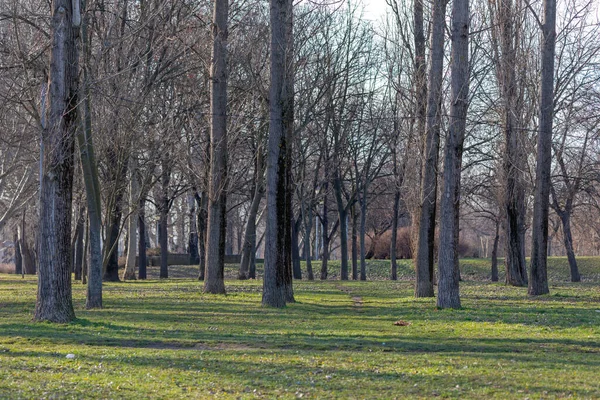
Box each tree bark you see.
[73,206,85,281]
[14,229,22,276]
[159,161,171,279]
[303,204,314,280]
[123,160,139,281]
[559,212,580,282]
[333,176,349,280]
[204,0,229,294]
[351,203,358,280]
[390,190,400,280]
[239,165,263,279]
[138,197,148,279]
[436,0,469,309]
[359,192,367,281]
[197,191,208,280]
[263,0,291,307]
[34,0,77,323]
[188,192,199,265]
[529,0,556,296]
[491,219,500,282]
[414,0,447,298]
[320,186,329,280]
[79,0,102,308]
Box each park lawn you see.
[0,259,598,399]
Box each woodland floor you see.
[0,258,599,399]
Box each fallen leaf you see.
[394,320,411,326]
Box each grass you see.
[0,257,599,399]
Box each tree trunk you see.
[303,205,314,280]
[320,187,329,280]
[560,212,580,282]
[491,219,500,282]
[159,162,171,279]
[390,157,400,281]
[351,203,358,280]
[79,0,102,307]
[239,175,262,279]
[138,197,148,279]
[197,191,208,280]
[14,230,22,276]
[123,162,139,280]
[414,0,447,298]
[334,176,349,280]
[359,195,367,281]
[188,192,199,264]
[204,0,229,294]
[34,0,77,323]
[436,0,469,309]
[528,0,556,296]
[73,206,85,281]
[292,216,302,279]
[263,0,291,307]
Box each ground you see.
[0,258,598,399]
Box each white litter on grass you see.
[66,354,75,359]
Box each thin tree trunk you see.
[188,192,199,264]
[334,176,349,280]
[292,216,302,279]
[138,197,148,279]
[304,205,314,280]
[73,206,85,281]
[204,0,229,294]
[197,191,208,280]
[414,0,447,298]
[560,212,580,282]
[529,0,556,296]
[239,177,262,279]
[159,161,171,279]
[320,187,329,280]
[390,190,400,280]
[436,0,469,309]
[359,195,367,281]
[35,0,77,323]
[351,202,358,280]
[14,229,22,275]
[79,0,102,307]
[491,219,500,282]
[123,161,139,280]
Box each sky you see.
[362,0,389,21]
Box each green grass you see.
[0,258,599,399]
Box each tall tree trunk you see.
[292,216,302,279]
[436,0,469,309]
[239,170,263,279]
[263,0,290,307]
[303,205,314,280]
[203,0,229,294]
[529,0,556,296]
[333,176,349,280]
[351,203,358,280]
[197,191,208,280]
[35,0,77,323]
[123,161,139,280]
[14,229,22,276]
[559,212,580,282]
[79,0,102,307]
[73,206,85,281]
[414,0,447,298]
[159,161,171,279]
[491,219,500,281]
[390,190,400,280]
[138,197,148,279]
[320,187,329,280]
[188,192,199,264]
[359,194,367,281]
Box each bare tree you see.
[34,0,78,323]
[415,0,447,297]
[529,0,557,295]
[437,0,469,309]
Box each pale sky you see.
[362,0,389,21]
